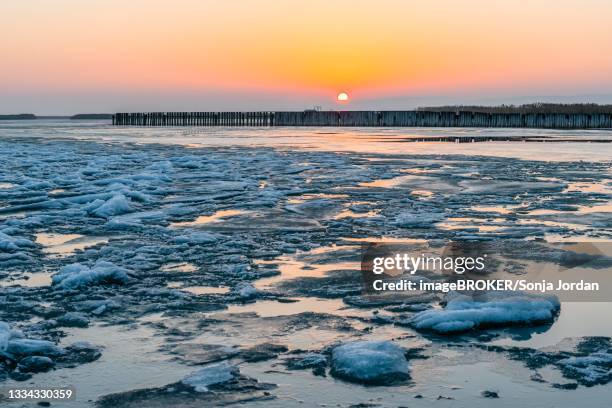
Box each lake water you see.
[2,119,612,160]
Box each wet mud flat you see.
[0,136,611,407]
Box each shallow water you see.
[1,119,612,161]
[170,209,246,227]
[4,324,194,406]
[36,233,108,258]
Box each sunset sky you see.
[1,0,612,114]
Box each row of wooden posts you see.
[113,111,612,129]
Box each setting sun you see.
[337,92,349,102]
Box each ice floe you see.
[558,352,612,386]
[232,282,259,299]
[181,361,239,392]
[174,231,219,245]
[0,231,36,251]
[331,340,409,385]
[5,338,65,358]
[56,312,90,327]
[395,212,445,228]
[411,291,560,334]
[52,261,130,289]
[88,194,133,218]
[1,319,102,381]
[17,355,55,373]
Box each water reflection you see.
[36,233,108,258]
[170,209,245,226]
[4,119,612,162]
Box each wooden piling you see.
[111,111,612,129]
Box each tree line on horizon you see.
[0,113,112,120]
[416,103,612,114]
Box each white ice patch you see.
[88,194,133,218]
[0,321,24,352]
[106,209,169,230]
[411,291,560,334]
[52,261,130,290]
[0,231,36,252]
[1,322,64,358]
[331,340,409,384]
[5,339,65,358]
[181,361,239,392]
[232,282,258,299]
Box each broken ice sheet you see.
[411,291,560,334]
[0,131,610,406]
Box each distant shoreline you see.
[0,114,37,120]
[0,113,112,120]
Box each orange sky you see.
[1,0,612,113]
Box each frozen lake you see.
[0,120,611,407]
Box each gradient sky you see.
[1,0,612,114]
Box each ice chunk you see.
[17,355,55,373]
[557,352,612,386]
[1,322,13,351]
[23,180,52,190]
[6,339,65,358]
[57,312,90,328]
[74,299,122,314]
[0,231,36,251]
[172,157,202,169]
[286,353,327,370]
[61,192,114,205]
[89,194,132,218]
[112,210,165,225]
[395,212,444,228]
[331,341,409,385]
[0,321,24,353]
[232,282,258,299]
[286,199,341,218]
[411,291,560,334]
[181,361,239,392]
[52,261,130,290]
[105,215,143,230]
[174,232,218,245]
[147,160,174,173]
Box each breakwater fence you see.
[112,111,612,129]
